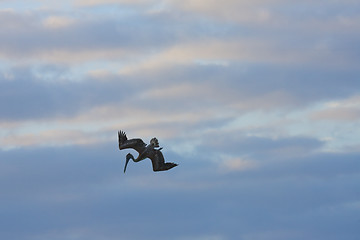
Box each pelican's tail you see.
[154,162,178,172]
[164,162,178,170]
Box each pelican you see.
[118,130,178,173]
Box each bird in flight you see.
[118,130,178,173]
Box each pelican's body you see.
[118,130,178,172]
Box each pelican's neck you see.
[126,153,135,161]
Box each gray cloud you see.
[1,61,359,137]
[198,133,324,158]
[0,66,135,120]
[126,63,360,113]
[1,142,359,240]
[0,9,230,60]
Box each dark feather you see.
[148,149,178,172]
[118,130,146,154]
[118,130,178,172]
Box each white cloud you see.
[311,95,360,121]
[167,0,276,23]
[74,0,153,7]
[0,129,103,149]
[221,157,258,172]
[0,101,230,149]
[311,107,360,121]
[43,16,75,29]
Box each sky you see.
[0,0,360,239]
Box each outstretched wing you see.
[118,130,147,154]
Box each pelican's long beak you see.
[124,157,130,173]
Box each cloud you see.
[197,132,325,161]
[0,9,178,63]
[168,0,360,25]
[2,2,359,72]
[118,36,358,76]
[311,95,360,121]
[43,16,75,29]
[1,61,359,150]
[221,157,258,172]
[0,129,104,149]
[74,0,153,7]
[167,0,275,21]
[1,144,359,240]
[312,107,360,121]
[0,65,135,121]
